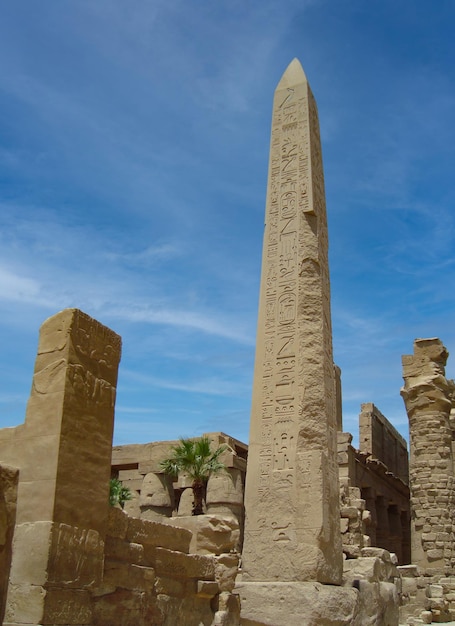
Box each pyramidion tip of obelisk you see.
[276,58,308,90]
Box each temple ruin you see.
[1,58,455,625]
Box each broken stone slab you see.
[343,556,384,584]
[126,515,192,554]
[236,581,359,626]
[164,514,239,556]
[154,547,216,580]
[355,579,399,626]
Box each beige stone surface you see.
[154,546,216,580]
[4,583,46,624]
[178,486,195,516]
[241,58,341,587]
[165,514,239,555]
[127,515,191,553]
[354,580,399,626]
[401,338,455,579]
[106,505,129,539]
[8,521,53,585]
[91,587,162,626]
[206,469,244,506]
[237,581,358,626]
[140,471,175,518]
[1,309,121,625]
[47,523,105,587]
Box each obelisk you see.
[242,59,342,588]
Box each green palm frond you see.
[159,436,227,482]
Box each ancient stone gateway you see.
[238,58,358,625]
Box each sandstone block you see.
[355,580,399,626]
[91,587,161,626]
[136,441,181,474]
[177,487,194,516]
[361,547,392,562]
[103,559,155,590]
[237,581,358,626]
[154,547,215,580]
[4,584,46,624]
[43,588,92,624]
[206,469,244,506]
[107,506,129,539]
[154,575,186,598]
[165,514,239,555]
[340,506,359,519]
[214,554,239,592]
[8,521,53,585]
[48,523,104,588]
[104,535,144,564]
[343,556,382,584]
[196,580,220,598]
[140,472,174,509]
[127,516,191,553]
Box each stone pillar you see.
[362,487,378,547]
[139,472,175,519]
[375,495,390,551]
[2,309,121,625]
[401,338,455,577]
[401,509,412,565]
[387,504,402,563]
[241,58,342,590]
[334,364,343,431]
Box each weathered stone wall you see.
[359,402,409,483]
[1,308,121,625]
[338,429,410,565]
[92,507,240,626]
[0,463,18,624]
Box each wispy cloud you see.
[1,1,454,448]
[121,369,250,397]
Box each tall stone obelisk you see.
[241,59,342,591]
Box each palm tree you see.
[109,477,133,508]
[159,436,227,515]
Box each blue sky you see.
[0,1,454,447]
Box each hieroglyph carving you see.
[242,59,341,584]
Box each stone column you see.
[239,61,345,624]
[387,504,403,563]
[334,364,343,431]
[401,338,455,577]
[362,487,378,547]
[3,309,121,625]
[375,495,390,551]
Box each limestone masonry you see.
[1,59,455,625]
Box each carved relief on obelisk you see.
[242,58,342,584]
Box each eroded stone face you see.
[242,58,341,586]
[139,472,175,519]
[1,309,122,625]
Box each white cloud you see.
[0,267,42,304]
